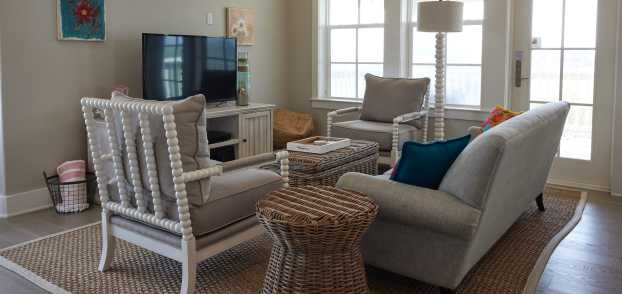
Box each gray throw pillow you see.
[360,74,430,123]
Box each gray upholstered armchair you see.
[327,74,430,164]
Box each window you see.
[529,0,597,160]
[409,0,484,106]
[328,0,384,99]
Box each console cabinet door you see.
[239,111,273,158]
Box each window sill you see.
[310,97,488,121]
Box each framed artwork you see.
[227,8,256,46]
[57,0,106,41]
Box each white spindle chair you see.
[82,97,289,294]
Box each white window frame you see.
[325,0,385,100]
[406,0,484,108]
[313,0,514,114]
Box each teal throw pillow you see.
[390,135,471,189]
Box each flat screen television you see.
[142,33,237,102]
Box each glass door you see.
[512,0,617,188]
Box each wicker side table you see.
[257,186,378,294]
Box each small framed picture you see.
[57,0,106,42]
[227,8,256,46]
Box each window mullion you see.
[356,0,361,98]
[559,0,567,103]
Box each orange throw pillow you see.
[482,105,521,131]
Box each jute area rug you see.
[0,188,586,294]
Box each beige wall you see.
[286,0,314,114]
[0,0,288,195]
[0,23,5,196]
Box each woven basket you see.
[273,109,314,150]
[257,186,378,294]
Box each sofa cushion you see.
[391,135,471,189]
[360,74,430,123]
[331,120,417,152]
[337,173,481,240]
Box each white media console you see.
[203,102,275,159]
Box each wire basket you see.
[43,171,96,214]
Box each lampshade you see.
[417,1,464,32]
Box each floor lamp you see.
[417,0,463,141]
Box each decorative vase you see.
[237,51,251,106]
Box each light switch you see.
[206,13,214,25]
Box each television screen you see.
[142,33,237,102]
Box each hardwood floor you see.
[0,191,621,294]
[536,191,622,294]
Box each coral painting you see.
[227,8,256,46]
[57,0,106,41]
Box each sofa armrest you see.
[336,173,482,240]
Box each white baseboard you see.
[547,179,610,193]
[0,187,52,218]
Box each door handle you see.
[514,57,529,87]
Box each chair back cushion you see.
[360,74,430,123]
[391,135,471,189]
[110,92,212,206]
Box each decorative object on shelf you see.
[57,0,106,41]
[227,7,256,46]
[417,0,464,141]
[112,85,129,96]
[237,50,251,106]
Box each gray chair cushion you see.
[360,74,430,123]
[331,120,417,151]
[110,215,259,250]
[154,168,282,237]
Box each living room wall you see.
[0,0,288,215]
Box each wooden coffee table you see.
[257,186,378,294]
[262,140,379,187]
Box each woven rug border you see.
[0,191,588,294]
[521,191,587,294]
[0,222,100,294]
